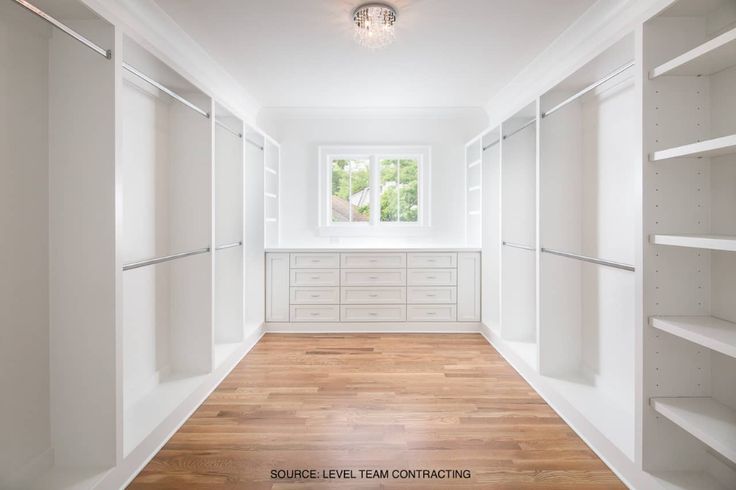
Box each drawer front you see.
[340,305,407,322]
[407,269,457,286]
[290,253,340,269]
[290,287,340,304]
[340,253,406,269]
[290,269,340,287]
[407,286,457,304]
[341,269,407,287]
[341,287,406,304]
[290,305,340,322]
[407,305,457,322]
[407,252,457,268]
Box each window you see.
[318,146,430,235]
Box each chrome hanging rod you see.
[246,138,264,151]
[503,241,536,252]
[215,119,243,138]
[13,0,111,59]
[542,61,635,119]
[503,118,537,140]
[215,241,243,251]
[122,62,210,119]
[123,247,211,271]
[541,248,635,272]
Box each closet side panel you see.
[0,5,51,478]
[481,145,500,330]
[48,24,117,466]
[245,142,266,332]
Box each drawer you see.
[341,269,407,287]
[290,253,340,269]
[407,286,457,304]
[407,252,457,268]
[341,287,406,304]
[290,287,340,304]
[290,269,339,287]
[290,305,340,322]
[407,305,457,322]
[340,305,407,322]
[340,253,406,268]
[407,269,457,286]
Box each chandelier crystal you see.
[352,3,397,49]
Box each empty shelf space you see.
[650,316,736,359]
[651,234,736,252]
[652,471,729,490]
[650,26,736,78]
[650,134,736,162]
[650,397,736,464]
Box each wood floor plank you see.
[128,334,625,489]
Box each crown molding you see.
[483,0,674,128]
[82,0,262,128]
[258,106,489,121]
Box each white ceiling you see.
[154,0,596,108]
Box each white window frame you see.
[318,145,431,236]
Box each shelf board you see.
[650,134,736,161]
[650,316,736,359]
[650,26,736,78]
[468,185,481,192]
[651,397,736,464]
[652,471,729,490]
[651,234,736,252]
[467,159,481,169]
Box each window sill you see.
[317,225,431,238]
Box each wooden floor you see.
[129,334,625,489]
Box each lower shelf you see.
[124,373,208,456]
[504,340,538,370]
[650,316,736,359]
[651,397,736,465]
[651,234,736,252]
[214,341,243,367]
[651,471,730,490]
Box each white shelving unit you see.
[643,0,736,488]
[465,138,482,247]
[264,137,281,248]
[481,128,501,333]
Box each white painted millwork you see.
[266,250,480,327]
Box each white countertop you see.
[265,247,481,253]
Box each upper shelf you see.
[650,397,736,465]
[650,316,736,359]
[650,134,736,162]
[651,234,736,252]
[650,26,736,78]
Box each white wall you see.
[258,108,487,248]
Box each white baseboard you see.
[265,322,482,333]
[478,324,661,490]
[96,324,266,490]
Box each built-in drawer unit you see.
[407,305,457,322]
[341,287,406,304]
[340,252,406,269]
[266,250,480,324]
[407,252,457,268]
[341,269,407,287]
[290,253,340,269]
[407,268,457,286]
[407,286,457,304]
[290,269,340,287]
[290,287,340,304]
[341,305,407,322]
[290,305,340,322]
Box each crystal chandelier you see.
[352,3,398,49]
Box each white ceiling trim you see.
[81,0,263,128]
[258,106,489,121]
[483,0,675,129]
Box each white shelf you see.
[468,185,481,192]
[652,471,729,490]
[650,26,736,78]
[650,134,736,161]
[651,234,736,252]
[265,217,278,223]
[650,316,736,359]
[467,159,481,169]
[264,192,277,199]
[467,210,481,216]
[651,397,736,464]
[264,166,278,175]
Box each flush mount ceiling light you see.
[352,3,398,49]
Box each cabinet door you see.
[266,253,290,322]
[457,252,481,321]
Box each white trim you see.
[265,322,482,333]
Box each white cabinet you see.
[265,249,480,325]
[266,253,290,322]
[457,252,481,321]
